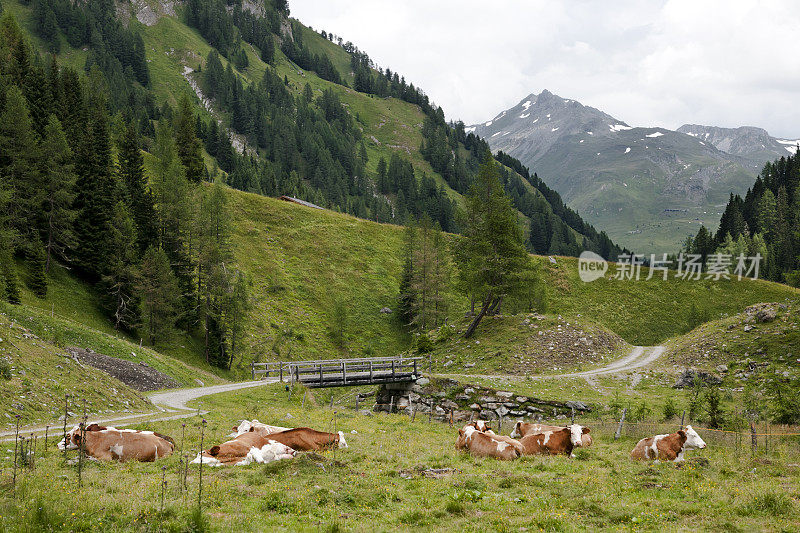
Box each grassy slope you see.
[1,384,798,531]
[540,255,799,345]
[663,301,800,369]
[0,311,152,427]
[419,313,630,376]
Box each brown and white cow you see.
[265,428,348,451]
[58,425,174,462]
[518,424,589,458]
[193,431,296,467]
[456,425,524,460]
[229,419,290,438]
[630,425,707,462]
[511,421,594,447]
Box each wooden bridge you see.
[250,357,422,388]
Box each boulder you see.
[673,368,722,388]
[415,377,430,386]
[495,406,510,417]
[565,400,590,412]
[464,387,475,394]
[515,396,529,403]
[496,391,514,399]
[716,365,728,373]
[479,396,497,403]
[379,307,393,314]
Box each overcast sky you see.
[290,0,800,138]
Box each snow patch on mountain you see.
[646,132,664,138]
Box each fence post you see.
[389,395,394,414]
[750,421,757,455]
[342,361,347,385]
[251,362,255,380]
[571,407,575,424]
[370,361,374,383]
[765,422,769,455]
[280,362,284,383]
[614,408,627,441]
[391,360,396,379]
[413,359,417,377]
[680,409,685,429]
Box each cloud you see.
[290,0,800,137]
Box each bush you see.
[416,333,434,354]
[662,398,679,421]
[0,359,11,380]
[704,387,725,428]
[630,400,651,422]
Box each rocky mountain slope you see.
[470,90,796,253]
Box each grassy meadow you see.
[1,383,798,532]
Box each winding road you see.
[2,345,665,440]
[437,345,666,381]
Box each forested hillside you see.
[683,150,800,284]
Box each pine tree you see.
[73,68,115,280]
[117,121,157,252]
[397,221,416,326]
[174,94,205,183]
[139,246,180,345]
[27,234,47,298]
[0,151,19,304]
[41,114,75,272]
[455,157,532,338]
[102,202,141,331]
[0,86,41,246]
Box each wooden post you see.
[680,409,685,429]
[369,361,374,383]
[750,422,757,455]
[614,408,627,441]
[280,363,283,382]
[391,360,396,379]
[44,425,49,452]
[389,395,394,414]
[413,359,418,377]
[251,362,255,380]
[765,421,769,455]
[429,401,433,423]
[342,361,347,385]
[319,363,324,386]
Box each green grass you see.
[0,299,226,426]
[419,313,630,376]
[0,311,152,428]
[540,255,799,345]
[1,383,798,531]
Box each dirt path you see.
[0,379,278,440]
[438,345,666,381]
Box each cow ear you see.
[209,446,220,456]
[677,430,686,438]
[582,427,590,434]
[249,427,255,432]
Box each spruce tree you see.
[117,122,158,252]
[102,202,141,331]
[174,94,205,183]
[455,157,532,338]
[41,114,75,272]
[73,69,115,280]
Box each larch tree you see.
[174,93,206,183]
[454,157,532,338]
[117,121,158,253]
[138,246,180,346]
[102,202,141,331]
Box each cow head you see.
[568,424,588,447]
[681,426,707,450]
[57,425,82,450]
[510,421,524,439]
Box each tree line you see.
[682,150,799,284]
[0,16,248,369]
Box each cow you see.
[58,425,174,462]
[511,421,594,447]
[630,425,707,462]
[264,427,348,451]
[456,425,523,460]
[229,419,290,438]
[193,431,296,467]
[518,424,589,458]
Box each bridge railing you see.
[250,357,422,387]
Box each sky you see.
[290,0,800,138]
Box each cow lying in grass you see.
[58,424,174,462]
[630,425,707,462]
[194,426,347,466]
[229,419,290,438]
[193,431,296,466]
[511,421,594,447]
[456,424,524,460]
[517,425,589,458]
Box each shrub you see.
[704,387,725,428]
[0,359,11,380]
[416,333,434,354]
[631,400,651,422]
[662,398,679,421]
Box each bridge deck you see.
[251,357,421,388]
